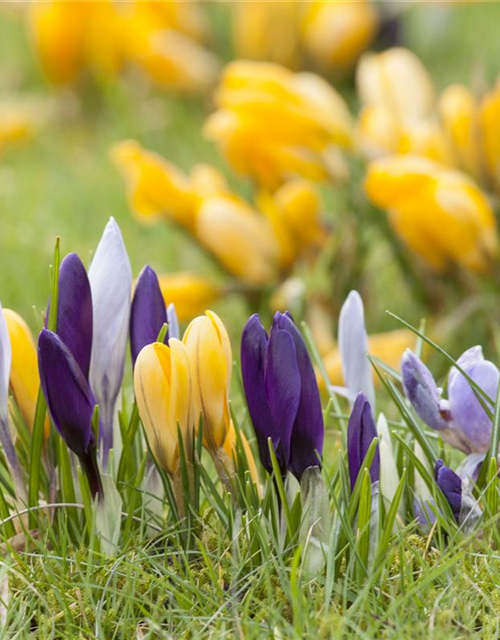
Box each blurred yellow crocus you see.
[134,339,194,477]
[321,329,416,389]
[204,60,353,190]
[365,155,499,272]
[183,311,232,454]
[158,273,222,323]
[111,140,196,230]
[0,102,39,155]
[4,309,49,436]
[303,1,378,73]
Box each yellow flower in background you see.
[321,329,416,389]
[365,155,499,272]
[158,273,223,323]
[302,1,378,74]
[0,101,40,155]
[204,60,353,190]
[134,339,194,477]
[4,309,49,436]
[111,140,196,230]
[183,311,232,454]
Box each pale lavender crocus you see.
[338,291,375,408]
[88,218,132,466]
[401,347,499,454]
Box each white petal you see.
[0,303,11,420]
[338,290,375,407]
[376,413,401,511]
[167,303,180,340]
[88,218,131,435]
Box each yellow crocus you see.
[157,272,222,323]
[204,60,353,189]
[4,310,49,437]
[365,155,499,272]
[221,421,261,490]
[111,140,196,230]
[134,339,194,477]
[183,311,232,454]
[321,329,415,389]
[195,195,281,286]
[303,0,378,73]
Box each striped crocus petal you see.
[130,265,167,366]
[347,392,380,491]
[57,253,93,379]
[166,303,180,340]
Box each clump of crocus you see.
[401,346,499,455]
[241,311,324,479]
[130,264,179,367]
[38,253,102,498]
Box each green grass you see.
[2,2,500,638]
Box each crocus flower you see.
[402,347,499,454]
[183,311,232,454]
[38,329,102,498]
[241,312,324,479]
[434,459,462,523]
[337,290,375,407]
[347,392,380,491]
[221,420,260,489]
[204,60,353,190]
[88,218,132,464]
[134,339,194,478]
[0,303,26,499]
[130,265,168,367]
[3,309,48,434]
[365,155,499,273]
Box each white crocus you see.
[338,290,375,408]
[376,413,403,516]
[0,302,26,501]
[88,218,132,466]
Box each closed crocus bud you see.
[130,265,168,367]
[303,0,378,73]
[347,392,380,491]
[338,291,375,407]
[157,272,222,323]
[3,309,47,433]
[434,459,462,523]
[38,329,102,498]
[365,155,499,273]
[401,349,450,432]
[183,311,232,453]
[134,340,194,477]
[447,346,499,454]
[166,304,180,340]
[241,312,324,478]
[195,196,281,286]
[88,218,132,464]
[111,141,196,229]
[204,60,353,190]
[439,84,482,182]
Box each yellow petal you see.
[158,272,222,323]
[4,309,49,437]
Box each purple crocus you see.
[401,347,499,454]
[38,329,102,498]
[241,312,324,479]
[130,266,168,366]
[434,459,462,523]
[347,392,380,491]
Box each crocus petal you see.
[241,314,275,471]
[401,349,450,431]
[338,291,375,407]
[435,459,462,522]
[347,392,380,490]
[0,302,11,420]
[272,311,324,477]
[265,327,301,472]
[88,217,132,461]
[130,265,167,366]
[448,349,499,453]
[456,453,485,483]
[57,253,93,379]
[38,329,95,458]
[376,412,400,509]
[167,303,180,340]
